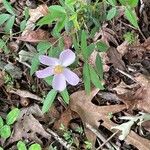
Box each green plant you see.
[123,32,137,44]
[84,141,92,150]
[0,108,20,139]
[60,124,74,144]
[17,141,41,150]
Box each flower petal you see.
[59,49,75,67]
[52,74,66,91]
[39,55,60,66]
[36,67,53,78]
[63,68,79,85]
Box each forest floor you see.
[0,0,150,150]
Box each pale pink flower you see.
[36,49,79,91]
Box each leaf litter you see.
[0,0,150,150]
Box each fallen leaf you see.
[15,29,50,43]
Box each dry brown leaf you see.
[15,29,50,42]
[116,74,150,113]
[8,105,51,145]
[68,89,150,150]
[107,47,126,71]
[9,88,42,101]
[22,4,48,36]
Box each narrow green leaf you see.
[60,89,70,104]
[87,43,95,58]
[0,14,10,26]
[107,0,116,6]
[30,55,40,76]
[2,0,15,15]
[96,41,109,52]
[118,0,126,5]
[127,0,139,7]
[44,76,53,85]
[37,42,51,54]
[107,7,117,20]
[0,125,11,139]
[0,146,3,150]
[124,7,138,28]
[17,141,27,150]
[6,108,20,125]
[42,89,57,113]
[29,144,41,150]
[4,15,15,33]
[0,117,4,129]
[89,65,104,89]
[20,20,26,31]
[0,39,5,49]
[83,63,91,94]
[95,54,103,80]
[81,30,88,60]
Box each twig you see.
[116,68,137,82]
[85,123,113,149]
[96,130,119,150]
[46,129,73,150]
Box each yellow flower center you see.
[54,65,64,74]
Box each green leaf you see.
[0,125,11,139]
[0,39,5,49]
[81,30,88,60]
[107,7,117,20]
[87,43,95,58]
[89,65,104,89]
[118,0,126,5]
[30,55,40,76]
[107,0,116,6]
[60,89,70,104]
[37,42,51,54]
[124,7,139,28]
[83,63,91,94]
[127,0,139,7]
[44,76,53,85]
[0,117,4,129]
[0,14,10,26]
[20,20,26,31]
[96,41,109,52]
[6,108,20,125]
[17,141,27,150]
[29,143,41,150]
[42,89,57,113]
[95,54,103,80]
[2,0,15,15]
[4,15,15,33]
[0,146,3,150]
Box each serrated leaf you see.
[96,41,109,52]
[89,65,104,89]
[2,0,15,15]
[37,42,51,54]
[29,144,41,150]
[60,89,70,104]
[83,63,91,94]
[17,141,27,150]
[0,14,10,26]
[124,7,139,28]
[107,7,117,20]
[6,108,20,125]
[42,89,57,113]
[95,54,103,80]
[0,125,11,139]
[0,117,4,129]
[4,15,15,33]
[30,55,40,76]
